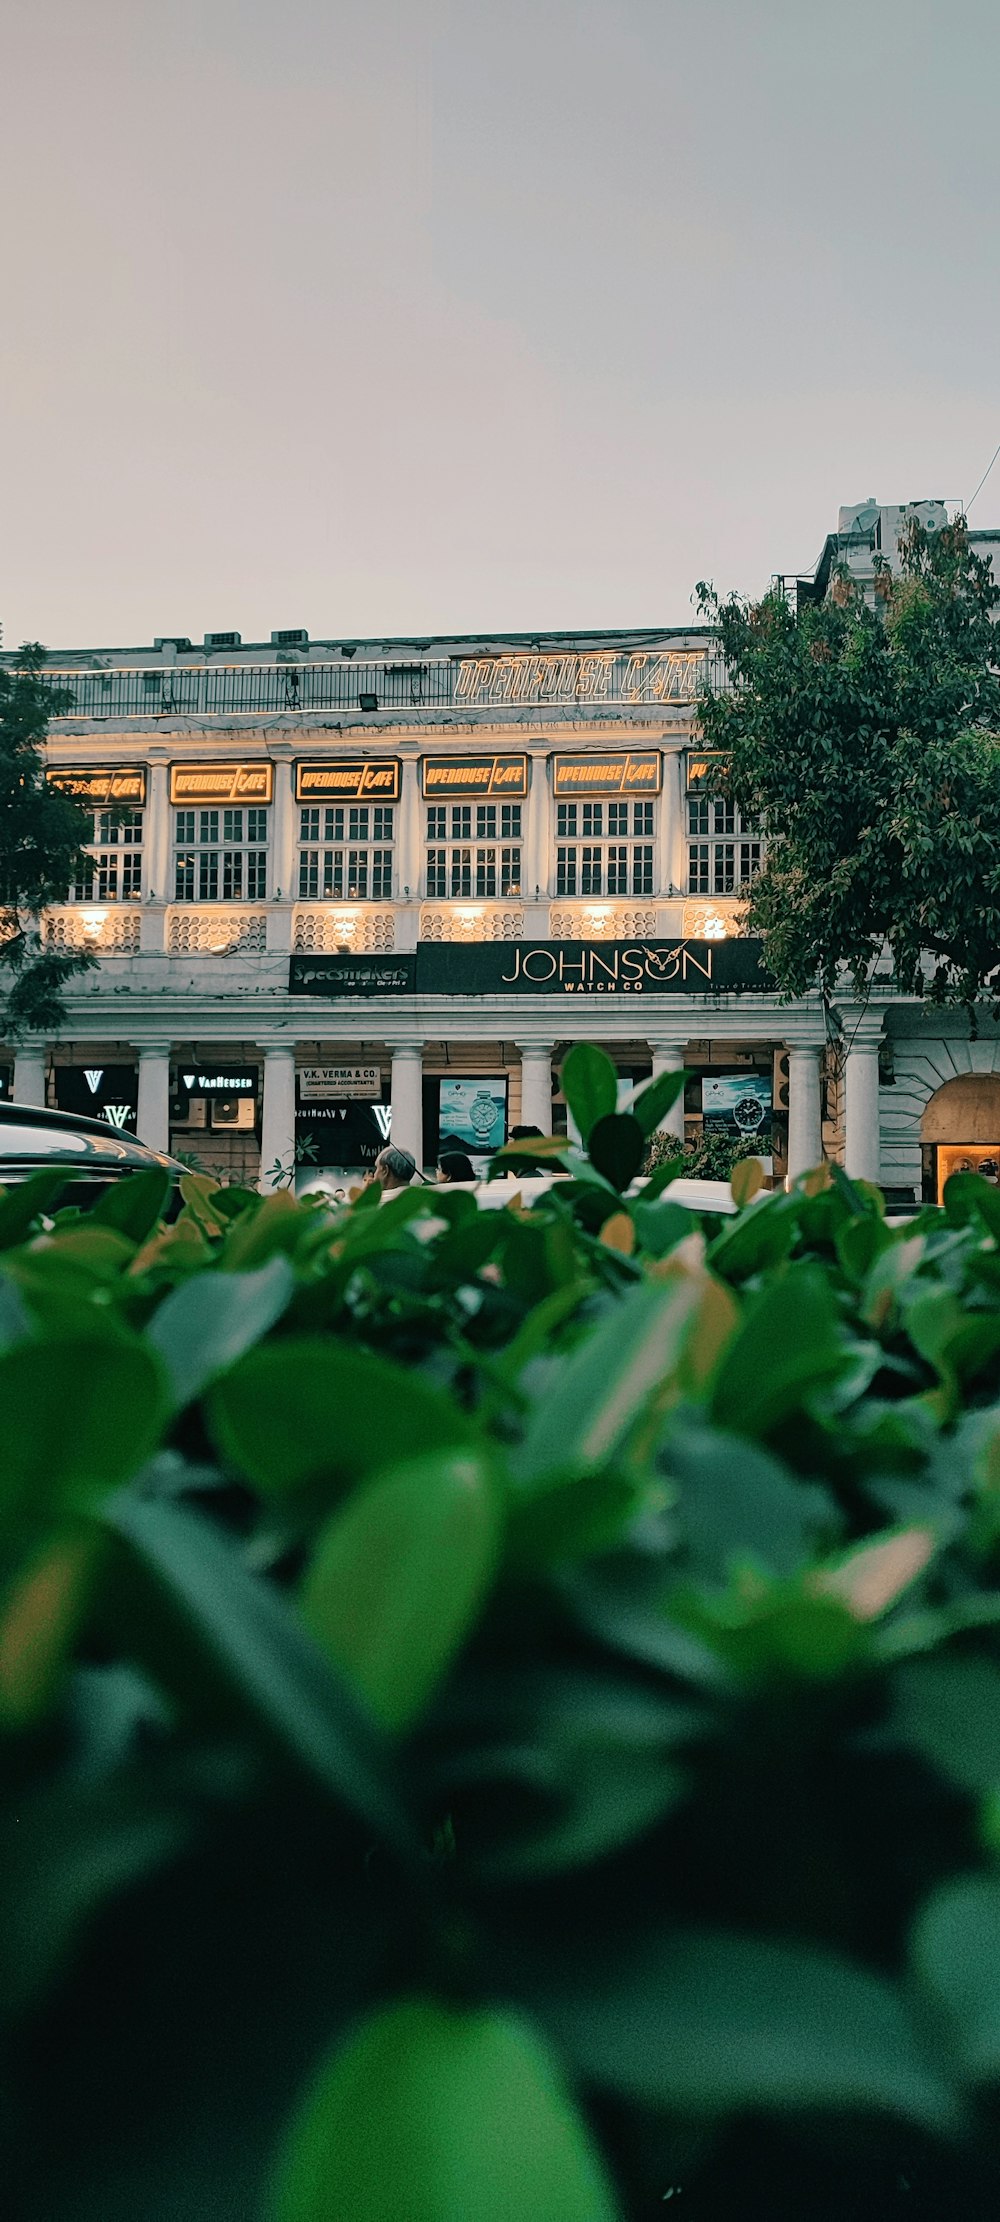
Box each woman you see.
[437,1148,476,1184]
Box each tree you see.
[696,517,1000,1009]
[0,641,96,1038]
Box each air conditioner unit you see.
[271,628,309,647]
[204,631,242,651]
[773,1051,790,1113]
[154,637,193,651]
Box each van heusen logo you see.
[289,939,769,998]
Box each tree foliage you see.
[696,517,1000,1008]
[0,642,96,1038]
[9,1058,1000,2213]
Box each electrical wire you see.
[967,439,1000,516]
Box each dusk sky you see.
[4,0,999,649]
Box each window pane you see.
[632,845,653,895]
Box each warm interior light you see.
[80,908,109,939]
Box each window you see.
[555,797,657,899]
[425,801,520,899]
[297,804,393,901]
[174,805,269,902]
[686,771,759,896]
[71,808,144,902]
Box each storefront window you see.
[71,809,144,902]
[297,804,393,901]
[554,800,654,898]
[174,808,269,902]
[425,803,521,899]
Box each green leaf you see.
[0,1337,169,1538]
[300,1451,501,1732]
[146,1255,295,1408]
[537,1927,956,2130]
[710,1263,848,1437]
[206,1339,476,1500]
[587,1114,645,1191]
[560,1043,618,1144]
[639,1153,688,1201]
[272,1997,621,2222]
[890,1656,1000,1793]
[632,1199,694,1259]
[625,1067,688,1139]
[912,1874,1000,2083]
[705,1192,800,1280]
[100,1495,409,1845]
[517,1275,703,1487]
[0,1169,73,1251]
[89,1167,170,1242]
[664,1423,838,1579]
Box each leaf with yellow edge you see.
[811,1528,936,1622]
[802,1161,833,1196]
[599,1212,635,1256]
[731,1157,766,1208]
[0,1530,101,1728]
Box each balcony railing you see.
[39,648,726,723]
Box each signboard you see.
[422,756,528,798]
[439,1078,508,1154]
[295,1103,389,1169]
[702,1072,773,1137]
[454,649,707,707]
[298,1065,382,1101]
[289,940,768,999]
[553,753,661,795]
[169,763,273,806]
[47,767,147,807]
[55,1064,138,1133]
[290,954,417,997]
[296,761,400,803]
[176,1067,258,1096]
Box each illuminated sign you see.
[289,940,768,997]
[47,767,147,806]
[296,761,400,803]
[454,650,707,707]
[422,756,528,798]
[178,1068,258,1095]
[687,753,728,791]
[298,1065,382,1101]
[553,753,661,795]
[169,763,273,805]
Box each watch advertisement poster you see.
[702,1071,772,1138]
[438,1077,508,1159]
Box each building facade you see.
[4,501,998,1199]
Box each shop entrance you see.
[921,1075,1000,1202]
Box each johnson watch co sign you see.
[289,939,768,998]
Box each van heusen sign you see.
[289,939,769,998]
[421,757,529,798]
[296,761,401,803]
[169,764,273,806]
[47,767,147,806]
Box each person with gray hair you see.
[368,1143,417,1192]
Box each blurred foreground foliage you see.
[7,1047,1000,2214]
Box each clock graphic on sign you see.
[733,1091,767,1134]
[470,1089,501,1140]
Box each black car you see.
[0,1102,186,1211]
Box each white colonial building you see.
[3,499,998,1200]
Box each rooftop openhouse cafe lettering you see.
[289,939,769,998]
[169,763,273,806]
[47,767,147,806]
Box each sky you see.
[3,0,1000,649]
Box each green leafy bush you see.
[8,1054,1000,2216]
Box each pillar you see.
[135,1044,172,1154]
[647,1041,687,1142]
[145,755,171,903]
[387,1042,423,1165]
[396,757,421,905]
[844,1024,883,1185]
[269,752,296,908]
[518,1043,553,1133]
[13,1046,46,1106]
[786,1044,824,1182]
[259,1046,297,1191]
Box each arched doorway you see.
[921,1074,1000,1201]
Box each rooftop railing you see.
[39,648,727,722]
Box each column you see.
[844,1023,883,1185]
[518,1043,553,1133]
[13,1046,46,1106]
[387,1042,423,1165]
[259,1045,297,1191]
[135,1043,172,1153]
[145,756,170,903]
[396,756,421,905]
[665,746,687,901]
[647,1042,687,1142]
[268,754,296,955]
[524,759,551,905]
[785,1044,824,1182]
